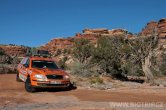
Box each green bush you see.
[70,38,96,77]
[90,77,104,84]
[159,52,166,76]
[54,49,62,56]
[91,36,125,79]
[0,48,5,55]
[58,56,68,70]
[71,34,159,81]
[73,38,94,64]
[121,60,143,76]
[69,61,96,77]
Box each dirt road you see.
[0,74,166,110]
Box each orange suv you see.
[16,49,71,92]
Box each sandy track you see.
[0,74,166,110]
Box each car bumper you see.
[32,80,71,88]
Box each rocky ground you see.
[0,74,166,110]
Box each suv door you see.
[19,57,30,82]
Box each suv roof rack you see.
[26,48,51,58]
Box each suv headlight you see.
[33,74,47,81]
[63,75,70,80]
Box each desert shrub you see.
[69,61,95,77]
[67,49,71,54]
[125,35,158,82]
[54,49,62,56]
[91,36,126,79]
[0,48,5,55]
[159,52,166,76]
[12,56,20,64]
[63,49,67,54]
[70,38,95,77]
[0,64,17,74]
[73,38,94,64]
[71,34,159,81]
[58,56,68,69]
[90,77,104,84]
[121,60,143,76]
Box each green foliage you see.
[70,61,81,74]
[0,48,13,64]
[90,77,104,84]
[126,35,158,63]
[62,49,71,54]
[121,60,143,76]
[66,49,71,54]
[73,38,94,64]
[70,61,93,77]
[12,56,20,64]
[58,56,68,69]
[55,49,62,56]
[63,49,67,54]
[91,36,125,78]
[0,48,5,55]
[71,34,159,81]
[159,52,166,76]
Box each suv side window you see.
[25,58,30,66]
[21,57,30,68]
[20,58,25,64]
[21,57,28,65]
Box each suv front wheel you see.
[25,77,36,92]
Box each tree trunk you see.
[142,52,154,82]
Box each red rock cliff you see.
[140,21,158,36]
[40,28,132,55]
[0,45,27,57]
[158,18,166,38]
[140,18,166,47]
[140,18,166,38]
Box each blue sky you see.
[0,0,166,47]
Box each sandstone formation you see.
[82,28,128,36]
[40,38,74,54]
[158,18,166,38]
[40,28,132,55]
[158,18,166,47]
[75,33,100,44]
[108,29,128,36]
[140,18,166,38]
[140,18,166,47]
[3,18,166,58]
[0,45,27,57]
[140,21,158,36]
[83,28,109,34]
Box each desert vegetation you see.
[0,47,22,74]
[68,33,165,84]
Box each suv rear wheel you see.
[25,77,36,92]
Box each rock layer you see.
[0,45,27,57]
[40,28,132,55]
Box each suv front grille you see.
[46,75,63,80]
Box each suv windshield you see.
[32,60,59,70]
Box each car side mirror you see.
[23,64,29,68]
